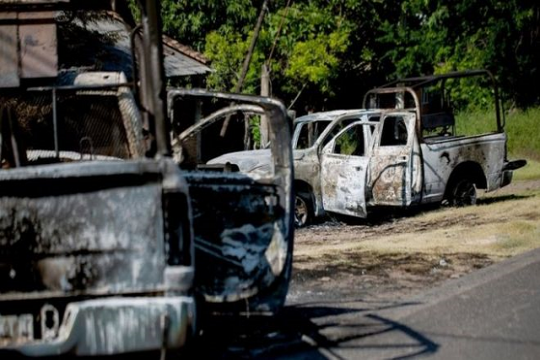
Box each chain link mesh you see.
[1,87,140,167]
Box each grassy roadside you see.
[295,177,540,269]
[291,181,540,300]
[296,191,540,257]
[369,188,540,257]
[514,158,540,181]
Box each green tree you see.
[202,1,355,111]
[378,0,540,108]
[160,0,258,51]
[155,0,540,110]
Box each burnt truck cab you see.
[312,70,527,220]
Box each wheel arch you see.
[445,161,487,197]
[294,179,314,195]
[294,179,316,208]
[294,179,318,208]
[293,180,315,227]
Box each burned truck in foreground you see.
[0,0,293,356]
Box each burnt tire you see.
[446,178,477,207]
[295,192,313,228]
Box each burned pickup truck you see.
[168,89,294,318]
[0,0,293,357]
[210,70,525,225]
[207,109,381,226]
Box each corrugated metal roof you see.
[60,11,211,79]
[162,36,212,76]
[162,35,209,65]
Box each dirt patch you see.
[293,212,484,246]
[288,252,496,304]
[489,178,540,194]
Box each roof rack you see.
[379,70,494,89]
[363,70,503,132]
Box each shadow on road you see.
[191,299,439,359]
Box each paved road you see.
[274,247,540,359]
[200,247,540,359]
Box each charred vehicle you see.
[210,71,526,225]
[0,0,293,357]
[208,109,381,226]
[0,2,195,356]
[355,70,526,214]
[168,90,294,317]
[288,110,380,226]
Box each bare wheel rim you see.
[452,179,477,206]
[295,195,309,227]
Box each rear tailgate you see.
[0,159,195,355]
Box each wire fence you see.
[1,87,140,167]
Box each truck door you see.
[369,113,419,206]
[320,122,372,218]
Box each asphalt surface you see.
[274,247,540,359]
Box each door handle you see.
[395,156,408,165]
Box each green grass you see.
[455,109,498,136]
[493,221,540,254]
[514,159,540,181]
[456,107,540,161]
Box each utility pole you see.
[260,63,270,148]
[259,0,291,148]
[220,0,270,138]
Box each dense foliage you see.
[159,0,540,113]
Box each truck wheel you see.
[447,178,477,207]
[295,192,312,228]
